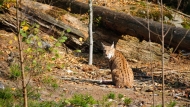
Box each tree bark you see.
[37,0,190,51]
[88,0,93,65]
[0,1,86,49]
[0,0,171,62]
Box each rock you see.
[7,52,14,66]
[65,69,73,73]
[0,82,4,90]
[128,105,138,107]
[99,85,107,88]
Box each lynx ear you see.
[101,42,105,47]
[111,42,114,48]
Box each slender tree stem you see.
[16,0,28,106]
[88,0,93,65]
[146,1,155,106]
[161,0,165,106]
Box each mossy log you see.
[37,0,190,51]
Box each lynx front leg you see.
[111,69,124,88]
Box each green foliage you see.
[0,91,134,107]
[58,36,67,43]
[181,21,190,29]
[19,20,68,75]
[118,93,124,100]
[97,92,117,107]
[135,8,173,22]
[155,105,162,107]
[10,64,21,79]
[106,92,115,100]
[0,0,4,8]
[94,16,102,26]
[97,95,113,107]
[69,94,96,107]
[42,76,59,89]
[55,32,68,47]
[139,1,146,7]
[74,49,82,53]
[14,85,41,100]
[167,101,177,107]
[0,88,14,107]
[51,83,59,89]
[0,0,16,11]
[123,97,132,106]
[28,100,64,107]
[66,29,71,33]
[0,88,12,99]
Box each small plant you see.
[123,97,132,106]
[0,88,14,107]
[0,0,3,8]
[0,88,12,99]
[10,64,21,79]
[118,93,124,100]
[42,76,59,89]
[69,94,96,107]
[94,16,102,26]
[106,92,115,100]
[0,0,15,10]
[181,21,190,29]
[14,85,41,100]
[155,105,162,107]
[19,20,68,76]
[167,100,177,107]
[51,83,59,89]
[97,95,113,107]
[28,99,65,107]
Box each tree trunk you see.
[16,0,28,106]
[88,0,93,65]
[0,1,86,50]
[0,0,171,62]
[37,0,190,51]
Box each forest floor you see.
[0,0,190,106]
[0,28,190,106]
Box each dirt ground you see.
[0,29,190,106]
[1,0,190,106]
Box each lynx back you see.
[102,42,134,88]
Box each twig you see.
[61,76,113,84]
[163,6,190,19]
[173,30,189,53]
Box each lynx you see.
[102,42,134,88]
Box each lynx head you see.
[101,42,115,59]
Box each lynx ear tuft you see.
[111,42,114,48]
[101,42,105,47]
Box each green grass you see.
[69,94,97,107]
[106,92,115,100]
[167,100,177,107]
[42,76,59,89]
[118,93,124,100]
[154,101,177,107]
[124,97,132,106]
[0,88,14,107]
[28,100,65,107]
[10,64,21,79]
[0,88,12,99]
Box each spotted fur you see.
[102,42,134,88]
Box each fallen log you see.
[37,0,190,51]
[0,0,171,62]
[0,1,86,49]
